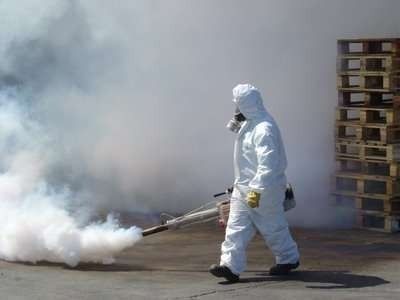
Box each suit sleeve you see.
[248,128,279,193]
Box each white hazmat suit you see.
[220,84,299,275]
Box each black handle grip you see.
[213,186,234,198]
[213,192,226,198]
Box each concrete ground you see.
[1,222,400,300]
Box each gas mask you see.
[226,107,246,133]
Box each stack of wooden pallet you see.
[334,38,400,232]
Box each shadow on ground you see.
[233,270,390,289]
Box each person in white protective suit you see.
[209,84,300,283]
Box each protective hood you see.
[232,84,267,120]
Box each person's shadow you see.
[220,270,390,289]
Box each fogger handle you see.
[213,192,226,198]
[213,186,233,198]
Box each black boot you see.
[269,261,299,276]
[209,264,239,283]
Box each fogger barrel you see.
[142,188,232,237]
[142,224,169,236]
[142,205,226,237]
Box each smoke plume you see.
[0,1,142,266]
[0,0,400,269]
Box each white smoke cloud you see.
[0,191,142,267]
[0,90,142,266]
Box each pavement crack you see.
[174,282,272,299]
[183,290,218,299]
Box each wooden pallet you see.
[336,141,400,161]
[334,194,400,214]
[338,91,400,107]
[335,122,400,144]
[337,55,400,73]
[337,71,400,92]
[356,212,400,233]
[336,157,400,177]
[338,39,400,56]
[334,172,400,197]
[336,106,400,125]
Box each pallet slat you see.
[338,92,400,107]
[334,194,400,215]
[336,106,400,125]
[338,39,400,56]
[356,213,400,233]
[337,55,400,73]
[337,72,400,92]
[336,157,400,177]
[335,122,400,144]
[336,141,400,161]
[333,174,400,197]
